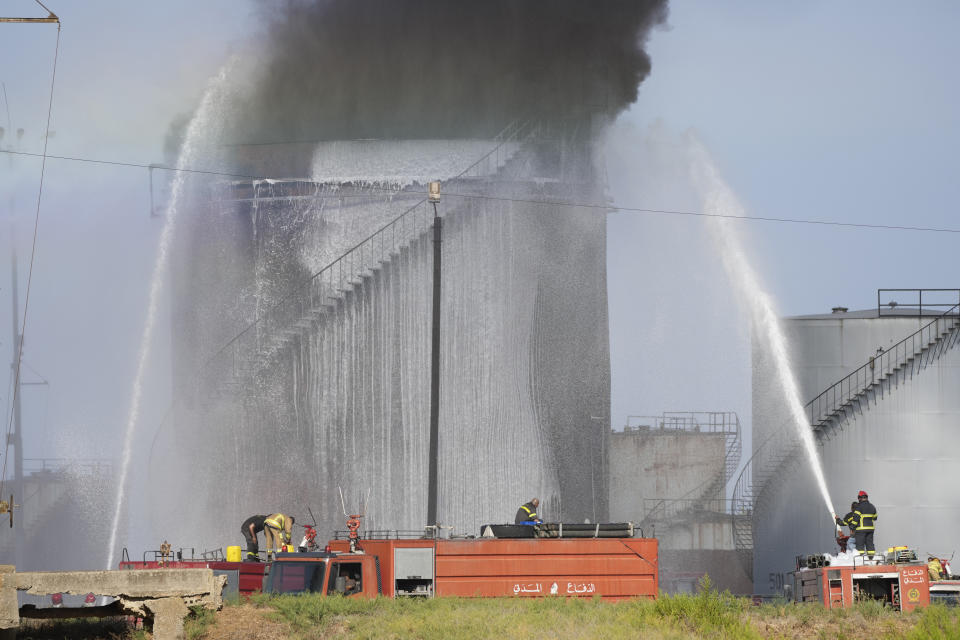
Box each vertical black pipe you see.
[10,243,23,562]
[426,205,442,526]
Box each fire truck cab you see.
[264,552,378,597]
[929,580,960,606]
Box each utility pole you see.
[1,3,59,567]
[9,236,23,567]
[426,182,442,527]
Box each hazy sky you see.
[607,1,960,429]
[2,1,959,480]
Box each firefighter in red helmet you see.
[853,491,878,559]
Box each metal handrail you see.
[14,457,113,478]
[332,529,430,540]
[623,411,738,434]
[878,289,960,317]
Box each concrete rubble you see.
[0,565,225,640]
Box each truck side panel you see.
[898,565,930,611]
[329,537,658,600]
[439,575,657,599]
[435,538,657,600]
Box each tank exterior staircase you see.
[732,301,960,578]
[209,119,542,391]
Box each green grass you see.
[22,585,960,639]
[902,604,960,640]
[184,604,217,639]
[246,576,762,640]
[240,577,960,640]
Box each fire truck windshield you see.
[265,561,327,594]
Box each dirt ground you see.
[199,604,292,640]
[746,610,914,640]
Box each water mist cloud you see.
[229,0,668,143]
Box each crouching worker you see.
[515,498,542,525]
[241,514,267,561]
[264,512,295,559]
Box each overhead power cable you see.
[3,148,957,234]
[439,192,960,235]
[0,149,424,199]
[2,149,305,181]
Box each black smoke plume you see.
[229,0,668,143]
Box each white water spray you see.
[105,67,232,569]
[687,137,838,529]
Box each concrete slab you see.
[13,568,223,603]
[0,565,225,640]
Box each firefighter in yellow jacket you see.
[264,513,295,558]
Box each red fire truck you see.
[789,547,960,611]
[121,522,659,601]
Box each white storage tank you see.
[749,291,960,593]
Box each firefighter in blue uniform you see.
[834,502,859,553]
[853,490,878,558]
[515,498,541,525]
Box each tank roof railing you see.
[622,411,739,434]
[15,457,113,477]
[331,529,446,541]
[878,289,960,317]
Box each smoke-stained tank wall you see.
[156,0,670,553]
[163,134,610,547]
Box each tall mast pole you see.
[426,183,442,528]
[2,3,60,568]
[10,231,23,567]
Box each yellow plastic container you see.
[226,545,242,563]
